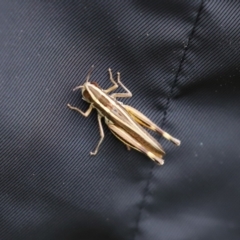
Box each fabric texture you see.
[1,1,240,240]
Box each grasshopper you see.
[67,66,180,165]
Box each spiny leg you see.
[111,72,132,99]
[90,114,105,155]
[67,104,93,117]
[104,68,119,93]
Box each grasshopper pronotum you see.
[67,66,180,165]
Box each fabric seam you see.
[132,1,204,240]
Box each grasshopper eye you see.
[91,81,100,88]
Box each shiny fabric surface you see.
[1,1,240,240]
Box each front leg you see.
[90,114,105,155]
[67,104,93,117]
[111,72,132,99]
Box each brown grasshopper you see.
[67,66,180,165]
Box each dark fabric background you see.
[1,1,240,240]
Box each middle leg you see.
[90,114,105,155]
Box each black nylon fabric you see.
[1,1,240,240]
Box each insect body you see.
[67,66,180,165]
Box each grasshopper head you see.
[72,66,103,103]
[71,82,90,103]
[73,81,101,103]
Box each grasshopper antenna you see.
[86,65,94,82]
[72,65,94,91]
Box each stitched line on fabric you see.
[132,1,204,240]
[162,1,204,127]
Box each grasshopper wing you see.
[107,123,164,165]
